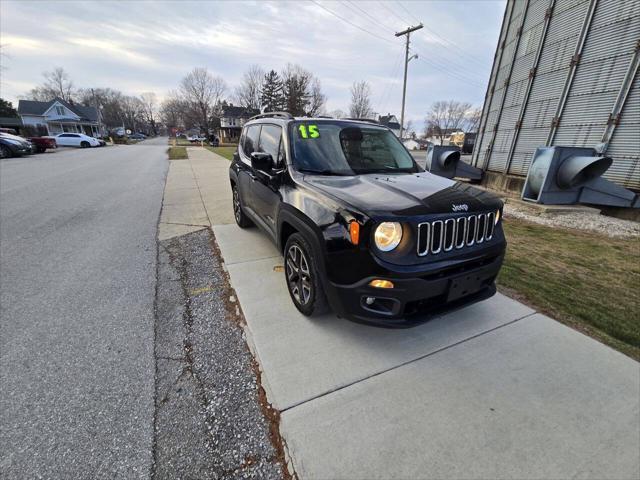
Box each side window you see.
[243,125,261,156]
[257,125,282,164]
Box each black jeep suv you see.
[229,113,506,327]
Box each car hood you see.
[304,172,502,217]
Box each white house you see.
[18,98,103,137]
[219,105,259,143]
[403,139,420,150]
[378,114,401,137]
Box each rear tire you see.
[36,146,46,154]
[232,184,253,228]
[0,145,11,158]
[284,233,329,317]
[80,141,90,148]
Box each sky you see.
[0,0,506,126]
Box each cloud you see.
[1,0,506,125]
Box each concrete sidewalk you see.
[166,147,640,479]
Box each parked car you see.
[129,133,146,140]
[229,114,506,326]
[55,133,101,148]
[188,134,207,143]
[0,132,34,158]
[29,136,57,153]
[208,135,220,147]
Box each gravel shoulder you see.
[504,200,640,238]
[153,228,287,479]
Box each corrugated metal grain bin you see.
[473,0,640,190]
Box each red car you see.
[28,136,57,153]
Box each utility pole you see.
[396,24,423,139]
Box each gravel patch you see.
[504,202,640,238]
[153,229,286,479]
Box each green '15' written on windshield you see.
[298,124,320,139]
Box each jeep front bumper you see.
[327,251,504,327]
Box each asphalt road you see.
[0,143,168,478]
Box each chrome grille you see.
[417,212,495,256]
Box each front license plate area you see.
[447,273,484,302]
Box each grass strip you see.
[167,146,188,160]
[499,218,639,360]
[205,146,236,161]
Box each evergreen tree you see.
[260,70,284,112]
[0,98,18,117]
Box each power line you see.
[396,1,490,69]
[409,45,487,86]
[338,0,488,83]
[396,1,421,24]
[309,0,395,44]
[378,1,414,27]
[376,47,405,114]
[311,0,487,94]
[342,0,397,35]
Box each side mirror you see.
[250,152,273,172]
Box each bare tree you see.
[464,107,482,133]
[179,67,226,133]
[349,81,374,119]
[26,67,76,102]
[140,92,158,135]
[329,109,346,119]
[120,96,144,132]
[307,78,326,117]
[234,65,264,110]
[160,91,186,130]
[425,100,472,144]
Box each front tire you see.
[232,184,253,228]
[284,233,328,316]
[80,141,90,148]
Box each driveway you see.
[184,148,639,479]
[0,144,168,478]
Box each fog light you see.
[365,297,375,305]
[369,279,394,289]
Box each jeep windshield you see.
[291,121,419,176]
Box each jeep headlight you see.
[374,222,402,251]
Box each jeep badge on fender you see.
[229,113,506,327]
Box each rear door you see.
[237,124,261,216]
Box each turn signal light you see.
[349,221,360,245]
[369,279,394,289]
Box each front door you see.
[251,124,284,235]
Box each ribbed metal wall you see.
[473,0,640,190]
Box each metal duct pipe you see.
[557,155,612,189]
[439,150,460,169]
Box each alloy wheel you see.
[286,244,313,306]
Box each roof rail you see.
[343,118,380,124]
[249,111,294,121]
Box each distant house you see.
[424,128,460,146]
[378,114,401,137]
[219,105,259,143]
[403,138,430,151]
[18,98,103,137]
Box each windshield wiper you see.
[298,168,349,176]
